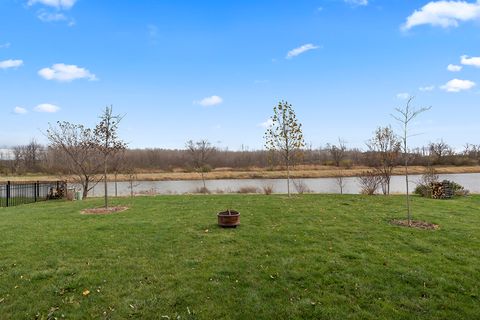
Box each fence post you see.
[34,181,38,202]
[6,181,10,207]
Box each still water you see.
[84,173,480,197]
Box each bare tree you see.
[94,106,127,208]
[392,97,431,226]
[367,126,401,195]
[428,140,453,165]
[463,143,480,163]
[264,101,305,197]
[334,170,346,194]
[46,122,103,199]
[326,138,347,167]
[186,140,215,193]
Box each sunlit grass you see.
[0,194,479,319]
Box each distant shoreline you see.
[1,165,479,183]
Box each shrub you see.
[415,180,469,199]
[293,179,312,194]
[194,186,211,194]
[357,171,382,195]
[262,184,274,195]
[237,186,258,194]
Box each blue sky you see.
[1,0,479,150]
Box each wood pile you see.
[430,181,454,199]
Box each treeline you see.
[1,139,479,175]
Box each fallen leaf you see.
[82,289,90,297]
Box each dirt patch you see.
[391,219,439,230]
[81,206,129,215]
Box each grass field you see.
[0,195,479,319]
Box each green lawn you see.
[0,195,479,319]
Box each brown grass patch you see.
[81,206,129,215]
[390,219,439,230]
[2,165,480,183]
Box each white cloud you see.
[419,85,435,91]
[37,11,67,22]
[28,0,77,9]
[195,95,223,107]
[440,78,476,92]
[0,43,11,49]
[286,44,319,59]
[0,59,23,69]
[402,0,480,30]
[38,63,97,82]
[447,64,463,71]
[461,55,480,67]
[259,118,274,128]
[34,103,60,113]
[345,0,368,6]
[396,92,411,99]
[13,107,28,114]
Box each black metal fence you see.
[0,181,66,208]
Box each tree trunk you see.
[104,157,108,208]
[287,162,290,197]
[83,179,89,199]
[405,157,411,226]
[115,172,118,197]
[201,172,206,193]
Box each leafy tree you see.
[94,106,127,208]
[186,139,215,193]
[367,126,401,195]
[264,101,305,197]
[392,97,431,225]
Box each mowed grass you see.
[0,195,479,319]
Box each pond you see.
[83,173,480,197]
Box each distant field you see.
[0,194,479,319]
[1,165,480,182]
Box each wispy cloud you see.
[0,59,24,69]
[396,92,411,99]
[37,10,75,25]
[461,55,480,67]
[286,44,319,59]
[38,63,97,82]
[419,85,435,92]
[447,64,463,72]
[13,107,28,114]
[28,0,77,10]
[440,78,476,92]
[34,103,60,113]
[0,43,11,49]
[345,0,368,6]
[194,95,223,107]
[258,118,274,128]
[402,0,480,30]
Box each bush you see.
[262,184,274,195]
[194,187,211,194]
[237,186,258,194]
[293,180,312,194]
[357,171,382,195]
[415,180,469,199]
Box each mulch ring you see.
[81,206,129,215]
[391,219,439,230]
